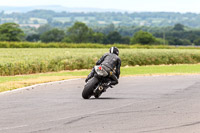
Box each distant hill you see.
[1,8,200,28]
[0,5,125,13]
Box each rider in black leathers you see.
[85,47,121,86]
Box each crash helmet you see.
[109,47,119,56]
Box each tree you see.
[37,24,52,35]
[62,36,72,43]
[173,23,184,31]
[130,30,156,45]
[105,31,122,44]
[194,38,200,46]
[0,23,25,41]
[67,22,93,43]
[181,39,192,45]
[121,36,130,44]
[26,34,40,42]
[40,28,65,43]
[90,32,105,44]
[102,24,115,34]
[168,38,192,45]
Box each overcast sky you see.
[1,0,200,13]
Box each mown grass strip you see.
[1,64,200,92]
[122,64,200,75]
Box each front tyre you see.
[82,77,99,99]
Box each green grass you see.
[122,64,200,75]
[1,64,200,92]
[0,70,90,83]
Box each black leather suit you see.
[86,53,121,85]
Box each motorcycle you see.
[82,65,113,99]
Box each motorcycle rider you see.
[85,47,121,87]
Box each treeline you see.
[2,10,200,27]
[0,22,161,45]
[154,24,200,45]
[1,22,200,45]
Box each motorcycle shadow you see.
[90,97,122,100]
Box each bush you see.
[40,29,65,43]
[194,38,200,46]
[130,31,156,45]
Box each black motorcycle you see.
[82,65,113,99]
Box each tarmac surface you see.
[0,75,200,133]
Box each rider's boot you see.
[104,80,118,88]
[103,81,113,89]
[110,80,118,86]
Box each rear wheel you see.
[82,77,99,99]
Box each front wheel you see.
[82,77,99,99]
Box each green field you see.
[1,48,200,76]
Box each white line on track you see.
[0,78,82,131]
[2,74,200,96]
[0,125,28,131]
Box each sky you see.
[0,0,200,13]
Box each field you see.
[1,48,200,76]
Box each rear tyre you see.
[82,77,99,99]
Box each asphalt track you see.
[0,75,200,133]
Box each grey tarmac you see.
[0,75,200,133]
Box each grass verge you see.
[1,64,200,92]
